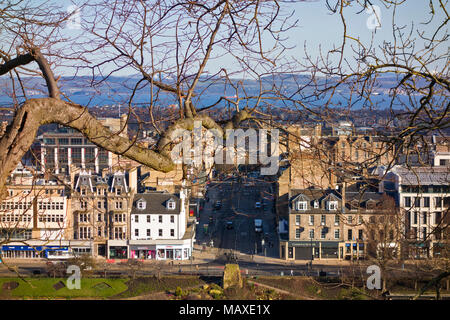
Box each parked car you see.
[255,201,261,209]
[226,221,234,230]
[214,201,222,210]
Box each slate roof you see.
[131,192,182,215]
[394,166,450,186]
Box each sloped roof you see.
[131,192,181,215]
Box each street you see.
[196,176,278,261]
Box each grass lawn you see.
[0,277,129,299]
[115,276,207,299]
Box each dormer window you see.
[297,201,307,211]
[314,201,319,209]
[116,188,121,196]
[167,199,176,210]
[328,201,338,211]
[137,200,146,210]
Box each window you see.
[358,229,363,240]
[167,200,176,210]
[147,215,151,223]
[422,213,427,224]
[295,215,300,225]
[135,229,139,237]
[295,228,301,239]
[137,200,146,210]
[321,215,326,225]
[358,216,363,224]
[147,229,151,237]
[170,215,175,223]
[134,215,139,223]
[404,197,411,207]
[347,229,353,241]
[97,214,102,222]
[159,215,163,223]
[435,197,442,208]
[328,201,338,211]
[309,215,314,226]
[347,216,353,224]
[413,212,418,224]
[170,229,175,237]
[309,229,314,239]
[422,227,427,240]
[97,201,102,209]
[334,215,340,226]
[116,188,121,196]
[321,229,326,239]
[423,197,430,208]
[159,229,163,237]
[334,229,340,239]
[414,197,420,207]
[314,201,319,209]
[297,201,307,211]
[435,212,442,224]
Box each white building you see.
[129,190,194,260]
[383,165,449,258]
[0,165,73,259]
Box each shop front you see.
[109,246,128,259]
[155,244,191,261]
[130,245,156,260]
[1,245,70,259]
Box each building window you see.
[170,215,175,223]
[423,197,430,208]
[347,216,353,224]
[147,215,151,223]
[314,201,319,209]
[137,201,146,210]
[295,215,300,225]
[147,229,151,237]
[328,201,338,211]
[167,200,176,210]
[134,215,139,223]
[434,197,442,208]
[170,229,175,237]
[321,229,326,239]
[435,212,442,224]
[422,213,427,224]
[135,229,139,237]
[358,229,363,240]
[334,229,340,239]
[414,197,420,208]
[295,228,301,239]
[347,229,353,241]
[413,212,418,224]
[97,214,102,222]
[309,229,314,239]
[321,215,326,225]
[297,201,307,211]
[334,215,340,225]
[358,216,363,224]
[159,229,163,237]
[309,215,314,225]
[159,215,163,223]
[404,197,411,207]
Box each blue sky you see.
[20,1,450,77]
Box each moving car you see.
[254,219,262,233]
[255,201,261,209]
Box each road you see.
[197,177,278,261]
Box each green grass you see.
[0,278,128,299]
[115,276,206,299]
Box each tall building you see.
[37,116,128,174]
